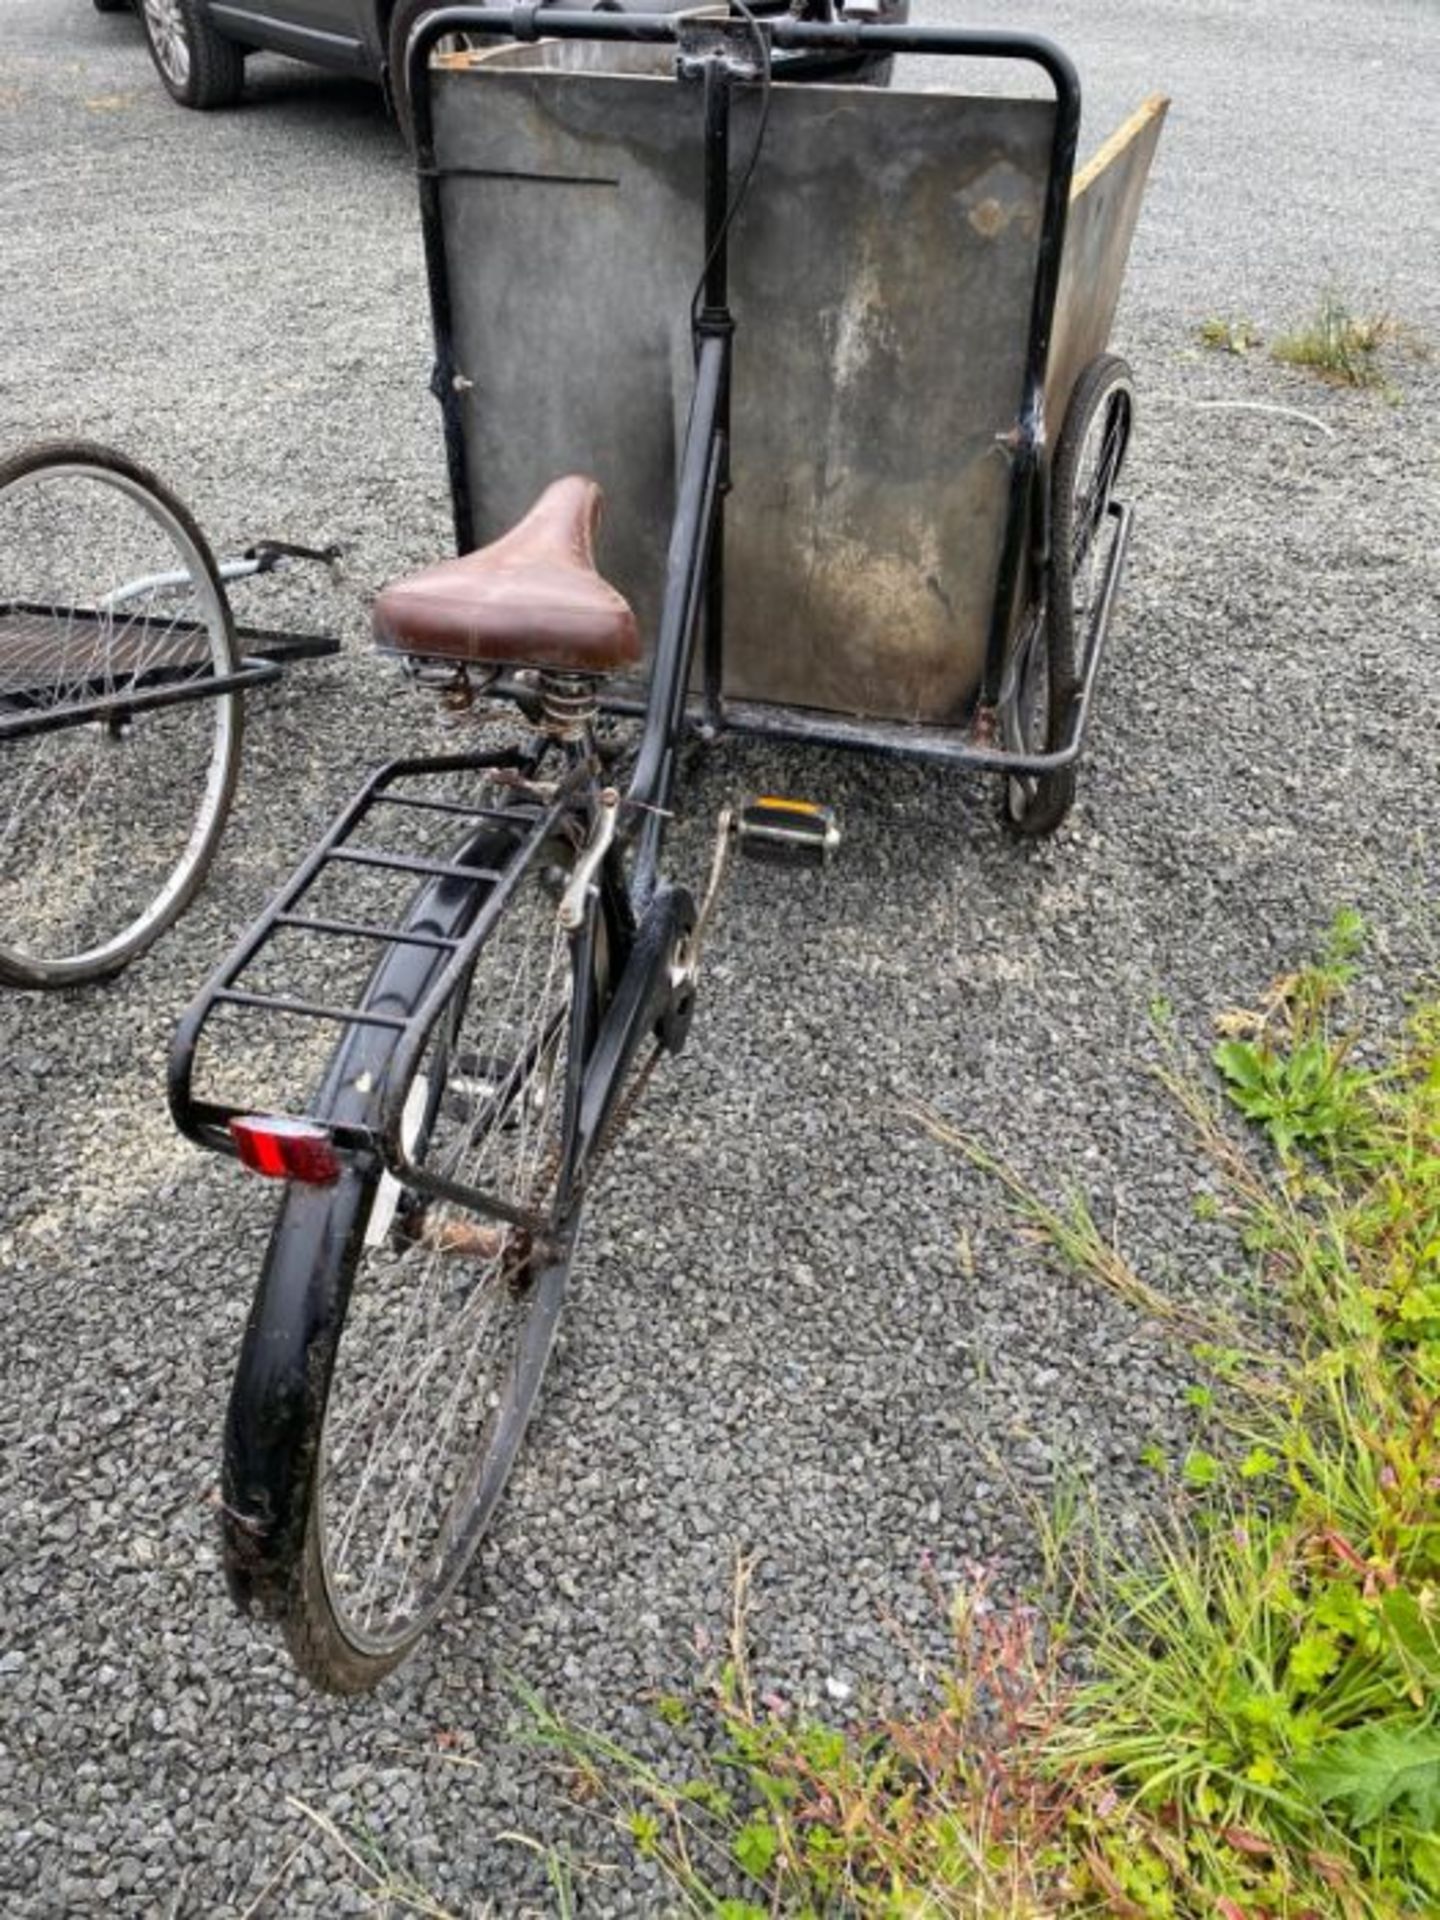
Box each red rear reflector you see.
[229,1115,342,1185]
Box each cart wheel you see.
[1004,353,1135,838]
[137,0,245,109]
[0,442,242,989]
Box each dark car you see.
[111,0,903,125]
[117,0,485,113]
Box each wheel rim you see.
[141,0,191,89]
[314,858,581,1658]
[1002,368,1133,828]
[0,456,236,981]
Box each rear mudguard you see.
[221,1167,373,1615]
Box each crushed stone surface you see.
[1,0,1437,1912]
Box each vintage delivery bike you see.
[170,4,1167,1691]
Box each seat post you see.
[697,52,734,329]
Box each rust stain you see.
[418,1216,508,1259]
[968,198,1008,239]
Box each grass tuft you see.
[1199,316,1263,356]
[900,1098,1231,1343]
[1271,292,1400,390]
[283,1795,463,1918]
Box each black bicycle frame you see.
[175,6,1091,1164]
[173,10,1089,1171]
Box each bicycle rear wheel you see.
[0,441,241,987]
[272,826,598,1692]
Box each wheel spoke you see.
[313,851,578,1650]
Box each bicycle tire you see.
[224,812,602,1693]
[1004,354,1134,838]
[0,441,242,989]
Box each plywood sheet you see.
[1047,94,1169,436]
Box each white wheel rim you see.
[142,0,191,89]
[0,459,236,980]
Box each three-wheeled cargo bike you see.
[169,5,1168,1691]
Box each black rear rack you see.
[169,747,582,1161]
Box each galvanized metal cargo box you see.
[430,42,1165,725]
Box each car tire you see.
[385,0,452,148]
[138,0,246,109]
[93,0,133,15]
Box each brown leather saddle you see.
[372,475,640,676]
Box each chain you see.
[592,1043,664,1174]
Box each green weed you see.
[1211,907,1374,1163]
[1271,292,1400,390]
[1199,316,1264,356]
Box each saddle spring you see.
[539,671,599,741]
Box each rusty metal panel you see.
[1047,94,1169,438]
[433,50,1056,723]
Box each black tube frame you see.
[0,656,281,742]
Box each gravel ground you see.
[2,1,1437,1913]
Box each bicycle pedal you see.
[735,796,841,868]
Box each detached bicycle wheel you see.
[1004,354,1134,838]
[0,442,241,988]
[277,833,595,1693]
